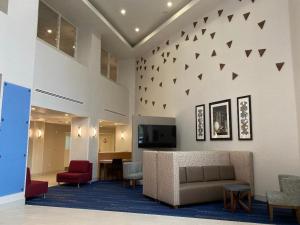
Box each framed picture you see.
[195,104,205,141]
[237,95,253,140]
[209,99,232,140]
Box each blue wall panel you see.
[0,82,31,197]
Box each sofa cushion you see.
[203,166,220,181]
[219,165,235,180]
[186,167,204,183]
[69,160,90,173]
[179,167,187,184]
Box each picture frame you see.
[209,99,232,141]
[195,104,206,141]
[237,95,253,140]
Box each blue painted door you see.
[0,82,31,197]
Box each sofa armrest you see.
[143,151,158,199]
[157,152,179,206]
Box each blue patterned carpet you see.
[26,181,298,224]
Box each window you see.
[37,1,77,57]
[59,18,76,57]
[101,49,118,82]
[37,1,59,47]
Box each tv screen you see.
[138,125,176,148]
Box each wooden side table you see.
[223,184,252,213]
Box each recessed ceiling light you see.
[31,107,36,111]
[135,27,140,32]
[167,1,173,7]
[47,29,52,34]
[65,114,69,117]
[120,9,126,15]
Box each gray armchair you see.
[267,174,300,223]
[123,162,142,188]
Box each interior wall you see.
[115,125,131,152]
[99,127,115,152]
[135,0,300,198]
[43,123,70,173]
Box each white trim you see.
[0,192,25,206]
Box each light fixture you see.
[135,27,140,33]
[167,1,173,7]
[120,132,125,140]
[78,127,82,137]
[91,127,97,138]
[65,113,69,117]
[36,129,42,139]
[31,107,36,111]
[72,45,75,49]
[29,129,33,138]
[120,9,126,15]
[47,29,53,34]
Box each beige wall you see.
[115,125,131,152]
[135,0,300,198]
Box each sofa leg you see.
[173,205,179,209]
[268,205,274,222]
[43,194,46,199]
[77,184,80,188]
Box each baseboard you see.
[0,192,25,207]
[255,194,267,202]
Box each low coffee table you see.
[223,184,252,213]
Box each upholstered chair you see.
[123,162,142,188]
[267,175,300,224]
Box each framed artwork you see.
[237,95,253,140]
[195,104,205,141]
[209,99,232,140]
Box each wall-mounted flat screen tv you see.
[138,125,176,148]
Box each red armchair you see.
[56,160,93,188]
[25,168,48,199]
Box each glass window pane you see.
[59,18,76,57]
[109,56,117,82]
[101,49,108,77]
[37,2,59,47]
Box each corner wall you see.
[135,0,300,198]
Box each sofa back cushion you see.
[219,165,235,180]
[186,167,204,183]
[203,166,220,181]
[69,160,90,173]
[179,167,187,184]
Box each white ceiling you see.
[88,0,191,46]
[31,106,76,125]
[44,0,223,58]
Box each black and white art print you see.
[237,95,253,140]
[195,104,205,141]
[209,99,232,141]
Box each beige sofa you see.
[143,150,254,207]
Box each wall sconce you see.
[91,127,97,138]
[36,129,42,139]
[29,129,33,138]
[120,132,125,140]
[77,127,82,137]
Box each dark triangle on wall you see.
[152,65,155,70]
[218,9,223,16]
[243,12,250,21]
[258,49,266,57]
[227,40,233,48]
[144,66,147,71]
[140,75,143,79]
[159,82,163,87]
[139,86,141,90]
[157,46,160,51]
[163,58,167,64]
[258,20,266,29]
[152,101,155,106]
[210,32,216,39]
[173,57,177,63]
[193,21,198,28]
[195,53,200,59]
[163,104,167,109]
[145,100,148,104]
[140,97,143,102]
[198,74,203,80]
[276,62,285,71]
[173,78,177,84]
[144,87,147,92]
[144,59,147,64]
[176,44,180,50]
[166,40,169,45]
[185,89,190,96]
[157,66,160,72]
[211,50,217,57]
[185,64,189,70]
[151,77,154,82]
[185,35,189,41]
[181,31,185,37]
[152,49,155,55]
[245,49,252,57]
[228,14,234,22]
[202,29,207,35]
[161,52,165,57]
[203,17,208,23]
[167,52,170,57]
[220,63,225,71]
[193,35,198,42]
[232,72,239,80]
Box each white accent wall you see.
[135,0,300,198]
